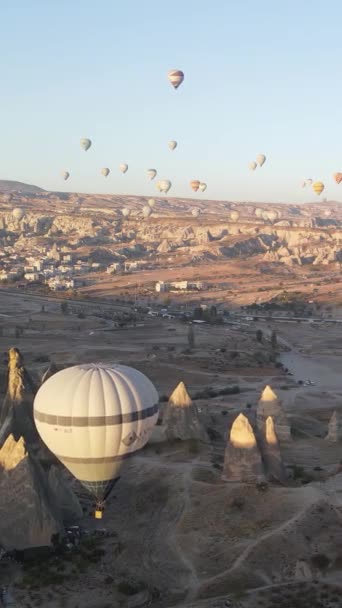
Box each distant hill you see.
[0,180,44,194]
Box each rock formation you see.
[257,385,291,443]
[222,413,264,483]
[162,381,208,442]
[325,410,342,442]
[261,416,287,483]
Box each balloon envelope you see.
[190,180,200,192]
[143,205,152,218]
[168,69,184,89]
[33,363,159,501]
[61,171,70,181]
[101,168,110,177]
[168,140,177,151]
[199,183,207,192]
[192,208,200,218]
[147,169,157,181]
[249,161,257,171]
[256,154,266,167]
[333,172,342,184]
[313,181,325,195]
[119,163,128,174]
[158,179,171,193]
[80,138,92,151]
[255,208,263,217]
[12,207,25,221]
[148,198,156,208]
[122,208,130,217]
[230,211,239,221]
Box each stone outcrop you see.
[222,413,264,483]
[257,385,291,443]
[162,381,208,442]
[261,416,287,483]
[325,410,342,442]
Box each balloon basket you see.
[95,510,103,520]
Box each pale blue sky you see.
[1,0,342,203]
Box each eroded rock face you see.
[326,410,342,442]
[261,416,287,483]
[257,385,291,443]
[162,382,208,442]
[222,413,264,483]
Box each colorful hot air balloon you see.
[80,138,92,151]
[168,140,177,151]
[230,211,240,221]
[313,181,325,196]
[190,180,200,192]
[333,172,342,184]
[147,169,157,181]
[199,183,207,192]
[256,154,266,167]
[143,205,152,218]
[122,208,130,217]
[148,198,156,208]
[101,168,110,177]
[33,363,159,518]
[119,163,128,174]
[249,161,257,171]
[12,207,25,221]
[61,171,70,181]
[167,69,184,89]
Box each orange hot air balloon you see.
[312,181,325,196]
[190,180,200,192]
[333,172,342,184]
[168,69,184,89]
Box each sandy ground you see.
[2,292,342,607]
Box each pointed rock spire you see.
[257,385,291,443]
[162,381,208,442]
[326,410,342,442]
[262,416,287,483]
[222,413,264,483]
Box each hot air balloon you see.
[306,178,313,186]
[256,154,266,167]
[148,198,156,208]
[61,171,70,181]
[190,180,200,192]
[122,208,130,217]
[80,138,92,151]
[333,172,342,185]
[313,181,324,196]
[230,211,240,222]
[101,168,110,177]
[249,161,257,171]
[262,211,269,221]
[199,183,207,192]
[147,169,157,181]
[12,207,25,221]
[192,208,200,218]
[268,210,278,223]
[33,363,159,518]
[158,180,171,193]
[143,205,152,218]
[255,208,263,217]
[167,69,184,89]
[119,163,128,174]
[168,140,177,151]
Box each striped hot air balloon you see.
[333,172,342,184]
[312,181,325,195]
[167,69,184,89]
[33,363,159,518]
[190,180,200,192]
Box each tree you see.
[188,324,195,349]
[256,329,263,343]
[271,330,277,350]
[193,307,203,320]
[61,301,69,315]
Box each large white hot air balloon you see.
[80,138,92,151]
[122,208,130,217]
[148,198,156,208]
[33,363,159,518]
[168,69,184,89]
[12,207,25,221]
[101,168,110,177]
[168,140,177,151]
[256,154,266,167]
[61,171,70,181]
[119,163,128,174]
[268,210,278,223]
[158,179,171,193]
[255,208,263,218]
[143,205,152,218]
[192,208,200,218]
[147,169,157,181]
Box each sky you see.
[1,0,342,203]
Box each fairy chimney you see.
[163,381,208,442]
[222,413,264,483]
[257,385,291,443]
[262,416,287,483]
[326,410,342,442]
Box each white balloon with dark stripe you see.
[33,363,159,501]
